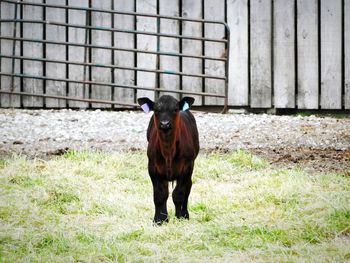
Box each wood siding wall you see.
[0,0,349,109]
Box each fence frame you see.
[0,0,230,112]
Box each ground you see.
[0,109,349,174]
[0,109,349,262]
[1,151,350,262]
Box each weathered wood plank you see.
[320,0,342,109]
[273,0,295,108]
[250,0,272,108]
[182,0,203,105]
[45,0,66,108]
[227,0,248,106]
[159,0,179,98]
[204,0,225,106]
[113,0,135,107]
[136,0,157,100]
[22,0,44,107]
[297,0,319,109]
[91,0,112,108]
[1,0,347,111]
[0,1,21,107]
[68,0,89,108]
[345,0,350,109]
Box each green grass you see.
[0,150,349,262]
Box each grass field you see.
[0,150,349,262]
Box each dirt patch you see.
[250,148,350,174]
[0,109,349,174]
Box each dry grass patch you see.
[0,150,349,262]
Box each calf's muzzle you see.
[159,120,172,131]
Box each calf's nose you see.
[159,120,171,130]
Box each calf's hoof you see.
[175,211,189,220]
[154,214,169,226]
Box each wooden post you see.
[46,0,66,108]
[159,0,180,98]
[297,0,319,109]
[182,0,203,105]
[68,0,89,108]
[136,0,157,100]
[250,0,272,108]
[227,0,249,106]
[274,0,295,108]
[320,0,342,109]
[113,0,135,107]
[204,0,225,106]
[345,0,350,109]
[0,1,21,107]
[91,0,112,108]
[22,0,44,107]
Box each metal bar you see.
[133,0,137,103]
[83,8,91,99]
[0,54,227,80]
[43,1,47,106]
[201,1,205,105]
[87,0,92,105]
[110,0,115,109]
[1,0,229,28]
[222,25,231,113]
[0,36,226,61]
[10,2,18,92]
[19,0,23,107]
[64,0,69,108]
[155,13,160,99]
[0,19,228,43]
[0,72,226,98]
[0,90,138,107]
[178,0,183,100]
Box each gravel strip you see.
[0,109,349,172]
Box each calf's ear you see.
[179,97,195,111]
[137,97,154,113]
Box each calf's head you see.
[138,95,195,134]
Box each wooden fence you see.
[0,0,349,110]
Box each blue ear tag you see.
[182,101,190,111]
[141,103,150,113]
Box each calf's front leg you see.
[150,174,169,225]
[172,173,192,219]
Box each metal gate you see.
[0,0,230,112]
